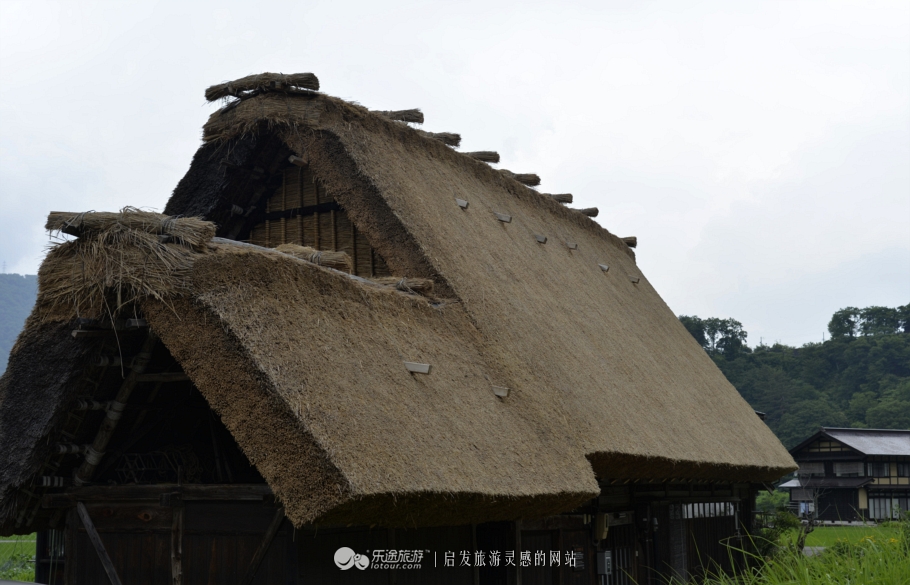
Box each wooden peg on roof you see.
[575,207,599,218]
[374,109,424,124]
[546,193,573,204]
[499,170,541,187]
[621,236,638,248]
[417,130,461,147]
[464,151,500,163]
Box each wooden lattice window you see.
[249,165,391,277]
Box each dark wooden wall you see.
[66,501,294,585]
[248,165,391,277]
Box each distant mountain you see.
[0,274,38,374]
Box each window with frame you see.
[867,462,890,478]
[797,462,825,477]
[834,462,864,477]
[898,463,910,478]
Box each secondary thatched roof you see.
[0,75,796,531]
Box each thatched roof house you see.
[0,72,794,544]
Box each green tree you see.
[828,307,861,339]
[860,306,902,336]
[701,317,749,358]
[679,315,707,349]
[866,399,910,429]
[777,399,849,448]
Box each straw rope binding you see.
[374,277,434,295]
[275,244,353,272]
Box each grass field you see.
[804,524,901,547]
[0,534,36,582]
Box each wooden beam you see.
[464,151,500,163]
[575,207,599,217]
[76,502,123,585]
[240,507,286,585]
[42,484,273,508]
[171,505,184,585]
[547,193,573,204]
[621,236,638,248]
[374,109,424,124]
[135,372,190,383]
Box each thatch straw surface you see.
[373,109,424,124]
[37,209,214,322]
[0,87,796,530]
[144,245,597,526]
[274,244,352,271]
[205,72,319,101]
[374,276,434,295]
[194,90,795,483]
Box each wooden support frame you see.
[43,484,272,508]
[171,504,184,585]
[76,502,123,585]
[240,507,286,585]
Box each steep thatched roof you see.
[0,76,796,531]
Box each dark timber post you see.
[76,502,122,585]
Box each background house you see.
[781,427,910,521]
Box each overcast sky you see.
[1,0,908,347]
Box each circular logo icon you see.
[334,547,370,570]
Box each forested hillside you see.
[0,274,38,374]
[680,306,910,448]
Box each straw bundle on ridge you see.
[464,151,500,163]
[374,276,434,295]
[499,169,541,187]
[205,72,320,101]
[417,130,461,147]
[275,244,353,272]
[374,109,424,124]
[38,209,215,322]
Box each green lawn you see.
[0,534,36,582]
[804,524,901,547]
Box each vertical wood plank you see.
[240,507,286,585]
[171,506,184,585]
[65,508,77,585]
[76,502,123,585]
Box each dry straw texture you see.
[0,86,796,530]
[464,151,501,163]
[374,276,434,295]
[38,209,214,322]
[373,109,424,124]
[416,130,461,147]
[145,245,597,526]
[274,243,352,271]
[205,72,319,101]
